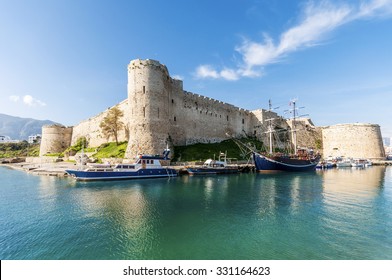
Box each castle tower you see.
[39,124,73,156]
[125,59,172,158]
[322,123,385,159]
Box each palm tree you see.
[99,107,124,145]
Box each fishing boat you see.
[253,100,320,172]
[351,158,367,168]
[186,152,239,175]
[66,149,177,181]
[336,157,352,168]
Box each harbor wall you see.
[322,123,385,159]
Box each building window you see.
[143,86,145,93]
[227,115,229,121]
[242,119,245,124]
[143,107,146,118]
[174,116,176,122]
[172,99,174,104]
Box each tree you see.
[99,107,124,145]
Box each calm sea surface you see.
[1,166,391,260]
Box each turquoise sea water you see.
[0,166,391,260]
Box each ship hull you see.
[253,152,319,172]
[186,167,239,176]
[66,168,177,181]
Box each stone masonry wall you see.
[39,124,73,156]
[71,99,129,147]
[322,123,385,159]
[40,58,385,160]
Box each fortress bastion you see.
[39,58,384,160]
[322,123,385,159]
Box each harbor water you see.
[1,166,392,259]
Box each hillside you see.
[0,113,58,140]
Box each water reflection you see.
[29,167,391,259]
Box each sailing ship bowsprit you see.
[252,99,320,172]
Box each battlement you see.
[39,58,384,161]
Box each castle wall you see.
[39,58,385,161]
[71,99,129,147]
[125,59,172,157]
[170,91,255,146]
[322,123,385,159]
[39,125,73,156]
[124,59,272,158]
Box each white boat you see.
[186,152,239,175]
[66,149,177,181]
[365,159,373,167]
[336,158,352,168]
[351,159,366,168]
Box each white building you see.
[28,134,41,144]
[0,135,19,143]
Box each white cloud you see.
[220,68,240,81]
[23,95,46,107]
[9,95,20,102]
[195,65,220,79]
[172,74,184,80]
[195,0,392,80]
[194,65,241,81]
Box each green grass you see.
[173,138,263,162]
[92,142,128,159]
[0,142,40,158]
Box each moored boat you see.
[336,158,352,168]
[351,158,366,168]
[186,153,239,175]
[66,149,177,181]
[253,152,319,172]
[252,99,320,172]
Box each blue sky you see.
[1,0,391,138]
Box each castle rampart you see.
[39,58,385,161]
[71,99,129,147]
[39,124,73,156]
[322,123,385,159]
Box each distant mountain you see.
[0,113,58,140]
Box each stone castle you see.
[39,59,385,160]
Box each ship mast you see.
[268,99,273,154]
[291,99,297,155]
